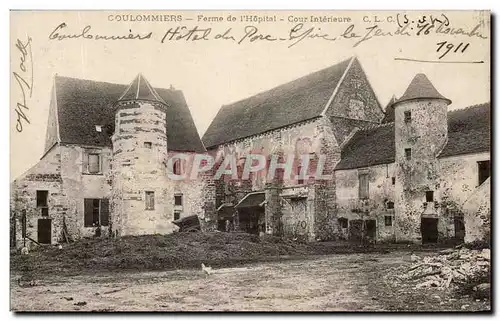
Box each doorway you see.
[349,220,363,242]
[365,219,377,242]
[454,215,465,241]
[421,217,438,244]
[38,218,52,244]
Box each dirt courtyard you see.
[11,250,490,312]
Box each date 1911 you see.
[436,41,470,59]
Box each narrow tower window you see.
[174,194,183,206]
[404,148,412,160]
[145,191,155,210]
[144,142,152,149]
[425,191,434,202]
[404,110,412,123]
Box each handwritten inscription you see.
[49,22,152,41]
[12,36,33,133]
[436,41,470,59]
[49,18,488,49]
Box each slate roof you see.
[52,75,205,152]
[335,103,491,170]
[202,57,353,148]
[118,73,166,104]
[395,73,451,105]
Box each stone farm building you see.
[11,74,215,246]
[11,56,491,247]
[202,57,490,244]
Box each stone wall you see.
[335,163,396,242]
[212,116,343,240]
[59,144,113,239]
[325,58,384,123]
[462,178,490,244]
[394,99,449,243]
[11,146,64,247]
[112,100,171,236]
[439,152,490,206]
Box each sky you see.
[10,10,490,179]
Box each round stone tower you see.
[111,74,171,236]
[392,73,452,243]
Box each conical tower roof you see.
[117,73,166,104]
[396,73,451,105]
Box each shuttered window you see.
[100,199,109,226]
[84,199,94,227]
[145,191,155,210]
[84,198,110,227]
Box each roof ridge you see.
[221,57,353,109]
[357,121,394,132]
[55,74,179,94]
[447,102,490,113]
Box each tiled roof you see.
[335,103,491,170]
[53,75,205,152]
[395,73,451,105]
[335,123,395,170]
[202,57,353,148]
[439,103,490,158]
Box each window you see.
[84,198,109,227]
[173,160,182,175]
[37,190,49,216]
[338,218,348,229]
[297,166,304,185]
[36,190,48,207]
[95,125,102,132]
[404,148,412,160]
[144,142,152,149]
[174,194,183,206]
[404,110,412,123]
[387,201,394,209]
[426,191,434,202]
[145,191,155,210]
[87,153,101,174]
[358,172,369,199]
[478,160,490,185]
[391,177,396,185]
[384,215,393,226]
[174,211,181,220]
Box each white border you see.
[3,1,497,320]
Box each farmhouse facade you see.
[10,56,490,247]
[203,57,491,244]
[11,74,215,246]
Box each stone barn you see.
[203,57,490,244]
